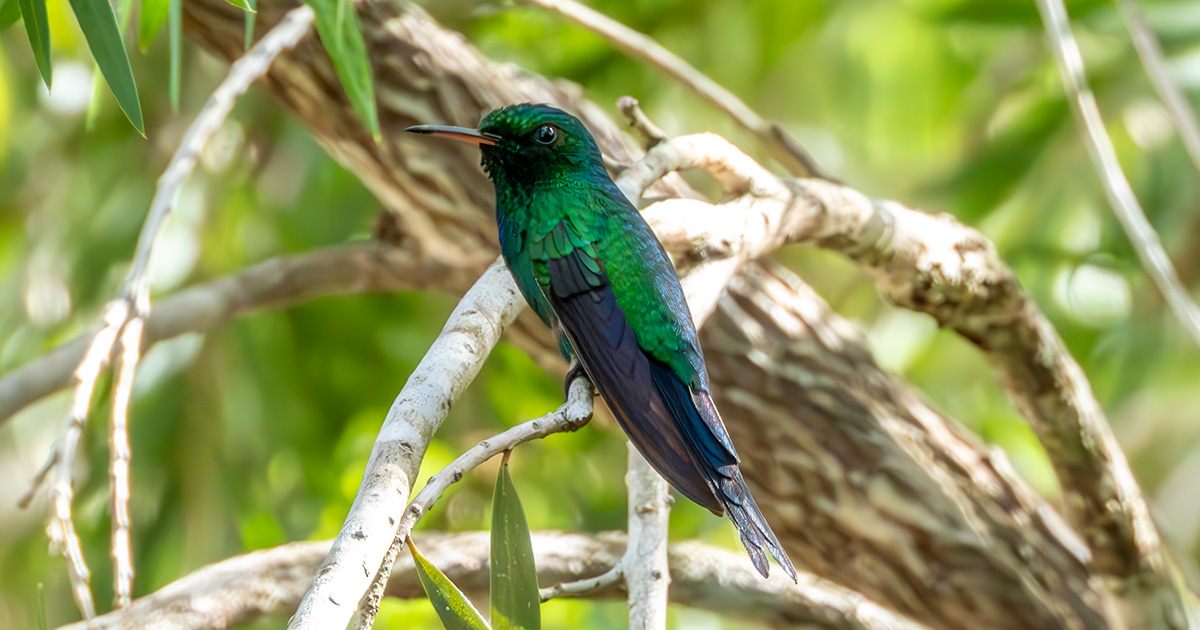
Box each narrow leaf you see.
[222,0,254,12]
[87,0,133,128]
[409,538,490,630]
[305,0,379,137]
[138,0,168,52]
[490,454,540,630]
[35,583,47,630]
[68,0,143,134]
[17,0,51,87]
[0,0,22,29]
[168,0,180,110]
[242,0,255,49]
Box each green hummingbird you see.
[407,103,796,580]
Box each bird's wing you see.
[529,221,723,512]
[532,217,797,580]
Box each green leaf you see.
[242,0,255,49]
[409,538,490,630]
[17,0,51,87]
[306,0,379,137]
[90,0,134,129]
[223,0,254,12]
[68,0,144,134]
[168,0,180,110]
[0,0,23,31]
[138,0,168,52]
[490,454,540,630]
[35,583,47,630]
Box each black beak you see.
[404,124,501,146]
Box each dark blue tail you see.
[648,360,798,581]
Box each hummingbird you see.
[407,103,796,581]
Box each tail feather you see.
[718,467,797,581]
[647,360,798,581]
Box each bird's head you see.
[406,103,606,190]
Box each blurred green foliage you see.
[0,0,1198,627]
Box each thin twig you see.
[108,318,144,608]
[353,377,595,628]
[25,6,318,619]
[617,96,667,147]
[18,451,57,509]
[46,299,129,619]
[1035,0,1200,345]
[539,565,624,602]
[1116,0,1200,176]
[522,0,828,179]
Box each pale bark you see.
[289,261,525,628]
[62,532,919,630]
[624,447,672,629]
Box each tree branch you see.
[1035,0,1200,346]
[623,447,672,629]
[0,243,461,424]
[1115,0,1200,178]
[23,6,317,617]
[65,532,919,630]
[353,376,595,627]
[288,260,525,629]
[520,0,827,179]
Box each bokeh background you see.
[1,0,1199,627]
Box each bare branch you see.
[1035,0,1200,346]
[108,318,143,608]
[623,446,672,629]
[20,6,318,619]
[68,532,919,630]
[540,565,623,602]
[44,299,129,619]
[1116,0,1200,176]
[617,96,667,147]
[354,376,595,627]
[289,260,526,629]
[521,0,827,179]
[1,244,462,425]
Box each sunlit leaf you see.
[35,583,47,630]
[306,0,379,137]
[168,0,180,110]
[68,0,143,134]
[89,0,134,131]
[490,454,540,630]
[242,0,255,49]
[138,0,168,52]
[409,538,490,630]
[18,0,52,87]
[223,0,254,13]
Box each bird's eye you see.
[533,124,558,145]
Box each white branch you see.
[1036,0,1200,345]
[289,260,526,629]
[26,5,317,618]
[67,532,918,630]
[623,446,672,629]
[108,317,143,608]
[354,376,595,627]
